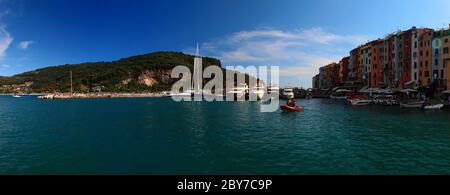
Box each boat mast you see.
[193,43,202,93]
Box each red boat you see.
[280,105,304,112]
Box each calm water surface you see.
[1,96,450,174]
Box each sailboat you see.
[170,43,203,99]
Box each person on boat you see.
[287,98,296,107]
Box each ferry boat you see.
[281,88,295,99]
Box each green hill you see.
[0,52,224,93]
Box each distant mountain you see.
[0,52,229,93]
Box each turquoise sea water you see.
[1,96,450,175]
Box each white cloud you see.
[0,25,13,58]
[18,40,34,49]
[198,27,370,87]
[1,63,10,68]
[0,8,13,58]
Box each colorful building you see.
[370,39,385,88]
[312,74,319,89]
[398,29,413,88]
[418,29,434,87]
[312,25,450,93]
[438,28,450,90]
[385,34,395,88]
[360,44,371,87]
[339,56,350,83]
[411,27,420,87]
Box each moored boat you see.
[423,103,444,110]
[350,99,373,106]
[281,88,295,99]
[400,100,425,108]
[227,83,249,100]
[250,85,265,100]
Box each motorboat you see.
[226,83,249,100]
[250,85,265,100]
[423,103,444,110]
[12,94,22,98]
[350,99,373,106]
[400,100,425,108]
[281,88,295,99]
[169,89,194,98]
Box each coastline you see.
[36,92,167,99]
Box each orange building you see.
[350,47,362,82]
[418,29,434,86]
[370,39,385,88]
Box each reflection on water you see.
[0,96,450,174]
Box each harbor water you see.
[1,96,450,174]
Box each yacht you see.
[281,88,295,99]
[170,43,204,100]
[227,83,249,100]
[250,85,265,100]
[169,89,194,99]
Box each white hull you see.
[227,91,246,99]
[424,104,444,110]
[250,91,265,100]
[400,101,424,108]
[351,99,372,106]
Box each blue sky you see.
[0,0,450,87]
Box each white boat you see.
[400,101,425,108]
[169,90,193,98]
[281,88,295,99]
[38,94,55,99]
[250,86,265,100]
[423,103,444,110]
[12,94,22,98]
[227,83,249,100]
[351,99,373,106]
[330,89,351,100]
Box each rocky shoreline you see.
[37,92,167,99]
